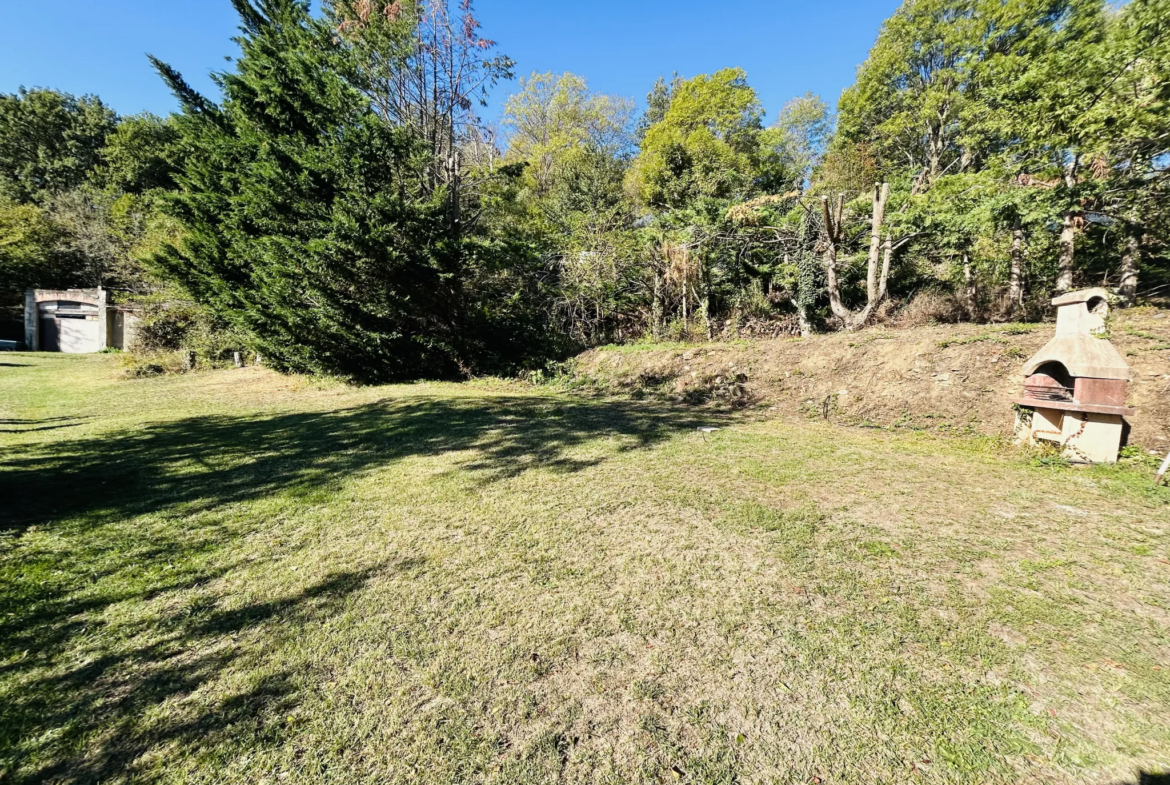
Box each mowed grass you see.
[1,353,1169,785]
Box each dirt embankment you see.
[571,308,1170,450]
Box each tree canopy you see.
[1,0,1166,364]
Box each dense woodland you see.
[1,0,1167,381]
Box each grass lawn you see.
[2,352,1169,785]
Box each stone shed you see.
[23,288,139,353]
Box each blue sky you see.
[0,1,899,125]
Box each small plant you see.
[1030,445,1072,469]
[738,501,826,537]
[1125,328,1163,342]
[994,325,1036,336]
[937,333,1008,349]
[128,362,165,378]
[1119,445,1159,469]
[861,540,898,558]
[631,679,665,702]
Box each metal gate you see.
[41,315,101,353]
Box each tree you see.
[96,114,184,195]
[501,71,635,196]
[629,69,800,337]
[818,183,900,330]
[635,73,682,141]
[834,0,1123,304]
[0,88,117,204]
[629,68,768,210]
[0,199,73,312]
[496,72,639,343]
[330,0,514,204]
[769,92,833,192]
[836,0,979,191]
[151,0,479,381]
[1087,0,1170,303]
[964,0,1111,294]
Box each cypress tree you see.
[151,0,464,381]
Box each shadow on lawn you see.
[0,393,724,782]
[1,395,723,532]
[3,564,392,784]
[0,416,89,434]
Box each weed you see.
[1125,328,1165,342]
[937,332,1009,349]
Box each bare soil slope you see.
[572,307,1170,450]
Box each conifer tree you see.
[151,0,465,381]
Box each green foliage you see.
[0,199,71,311]
[151,0,558,381]
[768,92,833,191]
[502,71,635,195]
[831,0,1167,307]
[630,68,770,209]
[635,73,682,141]
[2,0,1166,375]
[0,93,179,313]
[95,114,184,195]
[497,71,641,344]
[0,88,117,204]
[151,0,468,381]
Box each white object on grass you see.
[1157,450,1170,486]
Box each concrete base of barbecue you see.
[1014,405,1126,464]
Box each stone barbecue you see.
[1011,288,1134,464]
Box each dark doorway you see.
[40,318,59,352]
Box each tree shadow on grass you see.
[1,395,724,533]
[0,393,727,782]
[2,564,393,785]
[0,416,88,434]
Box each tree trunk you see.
[790,251,811,338]
[821,194,850,325]
[702,265,713,340]
[879,234,893,298]
[1056,156,1079,295]
[824,187,895,332]
[1056,213,1076,295]
[1118,233,1140,306]
[824,242,845,319]
[963,252,978,321]
[798,308,812,338]
[866,183,890,305]
[651,273,663,339]
[1008,220,1025,317]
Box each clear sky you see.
[0,1,900,124]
